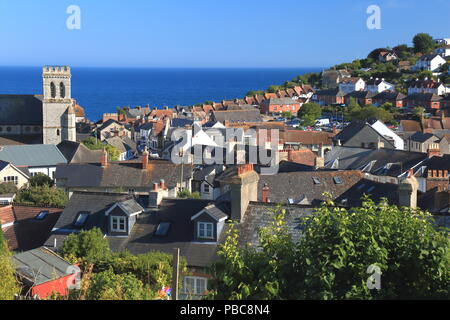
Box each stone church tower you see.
[42,66,76,145]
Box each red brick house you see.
[260,98,301,114]
[372,91,406,108]
[314,88,346,106]
[404,93,443,110]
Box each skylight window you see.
[333,177,343,184]
[35,211,49,220]
[73,212,89,228]
[357,184,365,190]
[312,177,321,185]
[155,222,171,236]
[367,186,376,193]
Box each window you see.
[333,176,343,184]
[203,184,210,194]
[183,276,207,296]
[56,129,60,136]
[35,211,49,220]
[312,177,321,185]
[73,212,89,228]
[60,82,66,98]
[198,222,214,239]
[111,216,126,232]
[3,176,18,185]
[50,82,56,98]
[155,222,171,236]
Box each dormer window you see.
[111,216,126,232]
[35,210,49,220]
[198,222,214,239]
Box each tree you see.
[348,105,394,123]
[413,33,435,53]
[15,185,68,207]
[29,173,54,187]
[82,137,121,161]
[413,106,426,120]
[177,190,201,199]
[59,228,111,265]
[84,269,151,300]
[0,227,19,299]
[0,182,18,194]
[209,199,450,300]
[298,102,322,127]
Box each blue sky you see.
[0,0,449,68]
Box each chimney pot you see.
[101,149,108,168]
[152,182,158,191]
[142,148,149,170]
[159,179,166,190]
[262,183,270,203]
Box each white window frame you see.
[203,184,210,194]
[183,276,208,295]
[198,222,214,239]
[111,216,127,232]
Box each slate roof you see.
[201,203,229,221]
[325,146,427,177]
[345,91,376,99]
[333,121,367,143]
[50,192,133,235]
[115,198,144,216]
[57,140,103,164]
[171,118,194,128]
[258,170,365,206]
[409,132,437,143]
[55,160,193,189]
[108,199,223,268]
[105,136,136,154]
[373,91,406,100]
[0,144,67,167]
[405,93,443,102]
[0,95,43,125]
[12,247,75,286]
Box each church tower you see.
[42,66,76,145]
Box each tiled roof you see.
[2,205,62,251]
[212,109,262,123]
[57,140,103,164]
[281,130,333,145]
[400,120,422,132]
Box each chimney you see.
[101,149,108,168]
[427,147,441,159]
[218,164,259,222]
[148,182,168,208]
[332,125,338,135]
[287,148,294,162]
[152,182,158,191]
[262,183,270,203]
[159,179,166,190]
[426,169,449,192]
[315,156,325,170]
[142,148,149,169]
[398,169,419,208]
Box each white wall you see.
[371,121,404,150]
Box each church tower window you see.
[60,82,66,98]
[50,82,56,98]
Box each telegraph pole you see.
[172,248,180,300]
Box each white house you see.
[434,38,450,46]
[338,77,366,94]
[366,78,396,93]
[414,54,446,72]
[407,79,447,96]
[370,120,404,150]
[435,45,450,58]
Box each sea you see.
[0,67,322,121]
